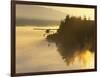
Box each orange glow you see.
[65,50,94,69]
[78,50,94,67]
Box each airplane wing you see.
[34,28,58,30]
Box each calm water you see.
[16,26,94,73]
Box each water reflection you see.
[48,39,95,68]
[16,25,95,73]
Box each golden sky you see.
[16,4,95,20]
[42,6,95,20]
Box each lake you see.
[16,26,94,73]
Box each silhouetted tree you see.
[46,15,96,64]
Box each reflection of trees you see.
[46,15,96,65]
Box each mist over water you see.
[16,26,94,73]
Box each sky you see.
[16,4,95,21]
[44,6,95,20]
